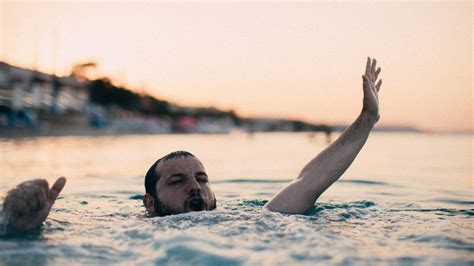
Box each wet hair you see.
[144,150,195,198]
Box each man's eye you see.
[197,177,208,183]
[169,179,184,185]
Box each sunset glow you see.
[1,1,472,131]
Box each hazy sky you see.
[1,1,472,131]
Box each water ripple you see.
[339,179,395,186]
[402,234,474,252]
[432,198,474,205]
[389,208,474,216]
[213,179,290,184]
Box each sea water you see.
[0,132,472,265]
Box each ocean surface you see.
[0,132,472,265]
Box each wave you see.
[433,198,474,205]
[338,179,393,186]
[214,179,393,186]
[388,208,474,216]
[129,195,144,200]
[304,200,376,216]
[213,179,290,184]
[401,234,474,252]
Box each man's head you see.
[143,151,216,216]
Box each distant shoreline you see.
[1,127,470,140]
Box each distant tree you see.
[86,71,241,121]
[71,61,97,81]
[140,95,171,116]
[88,79,141,111]
[88,79,175,116]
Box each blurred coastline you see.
[0,61,446,139]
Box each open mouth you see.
[188,197,204,211]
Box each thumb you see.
[49,177,67,203]
[362,75,371,94]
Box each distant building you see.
[243,118,295,132]
[0,62,239,135]
[0,62,88,114]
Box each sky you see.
[1,1,472,132]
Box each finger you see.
[15,188,39,212]
[26,187,42,211]
[375,67,381,81]
[17,179,48,189]
[35,187,48,211]
[371,59,377,80]
[3,194,29,214]
[362,75,369,84]
[362,75,371,94]
[49,177,66,203]
[376,79,382,91]
[28,179,50,200]
[37,179,49,193]
[365,57,371,77]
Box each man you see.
[143,150,217,216]
[0,58,382,234]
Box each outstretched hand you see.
[2,177,66,232]
[362,57,382,122]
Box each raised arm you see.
[0,177,66,236]
[265,57,382,214]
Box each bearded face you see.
[144,156,216,216]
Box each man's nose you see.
[187,177,201,193]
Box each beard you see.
[186,194,205,212]
[153,191,217,217]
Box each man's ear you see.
[143,193,155,213]
[211,191,217,210]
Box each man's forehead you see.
[156,156,204,175]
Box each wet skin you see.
[2,178,66,232]
[143,157,216,215]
